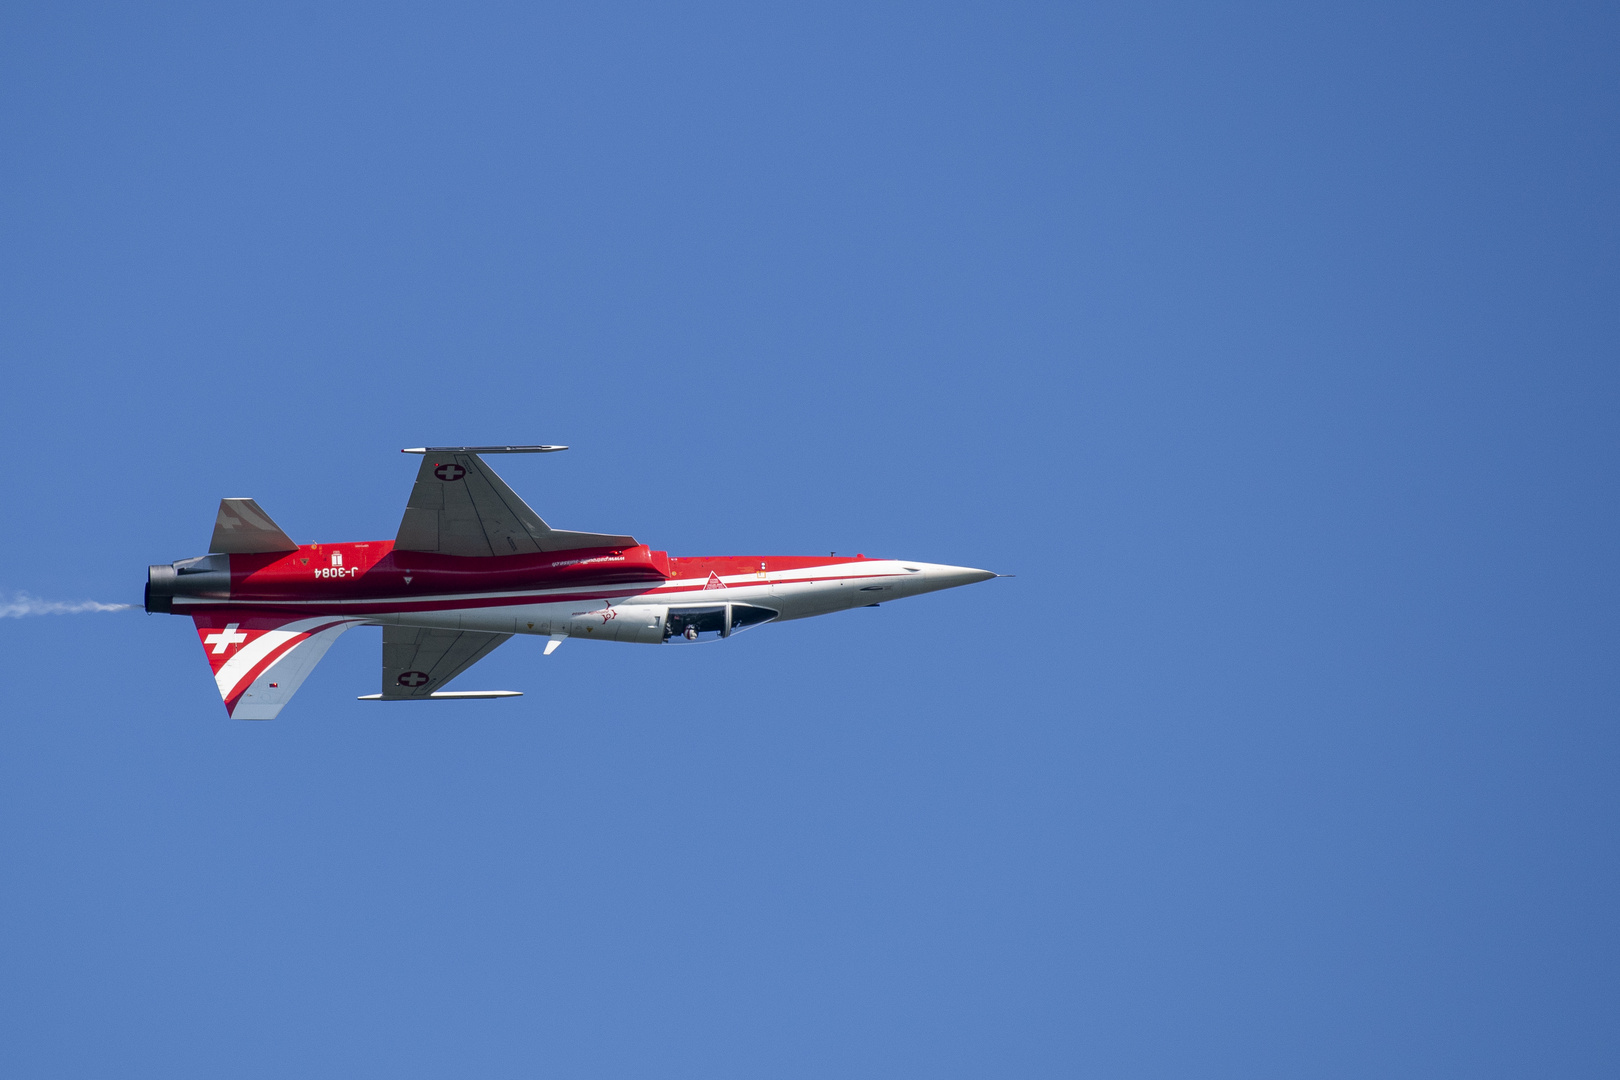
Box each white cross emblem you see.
[205,623,248,654]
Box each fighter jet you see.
[144,446,998,719]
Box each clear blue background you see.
[3,2,1618,1076]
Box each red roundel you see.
[397,671,430,688]
[433,463,466,481]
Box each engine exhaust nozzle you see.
[145,564,177,614]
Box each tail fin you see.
[192,612,361,719]
[209,499,298,554]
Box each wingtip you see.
[357,691,524,700]
[401,446,569,455]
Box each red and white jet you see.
[145,446,997,719]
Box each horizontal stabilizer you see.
[358,691,522,700]
[210,498,298,554]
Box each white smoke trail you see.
[0,593,135,618]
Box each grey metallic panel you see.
[392,452,636,556]
[209,498,298,554]
[380,625,512,699]
[535,530,639,552]
[395,505,439,551]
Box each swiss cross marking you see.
[434,463,466,481]
[205,623,248,655]
[397,670,430,688]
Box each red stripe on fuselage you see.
[228,542,669,602]
[180,570,886,619]
[214,543,882,615]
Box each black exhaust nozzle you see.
[145,564,176,614]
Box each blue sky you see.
[3,2,1619,1076]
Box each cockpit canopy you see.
[664,603,777,643]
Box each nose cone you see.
[918,562,998,590]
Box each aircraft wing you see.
[192,612,362,719]
[376,625,512,699]
[394,449,636,556]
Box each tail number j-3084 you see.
[315,552,357,579]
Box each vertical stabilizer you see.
[191,613,361,719]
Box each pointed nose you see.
[920,563,998,589]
